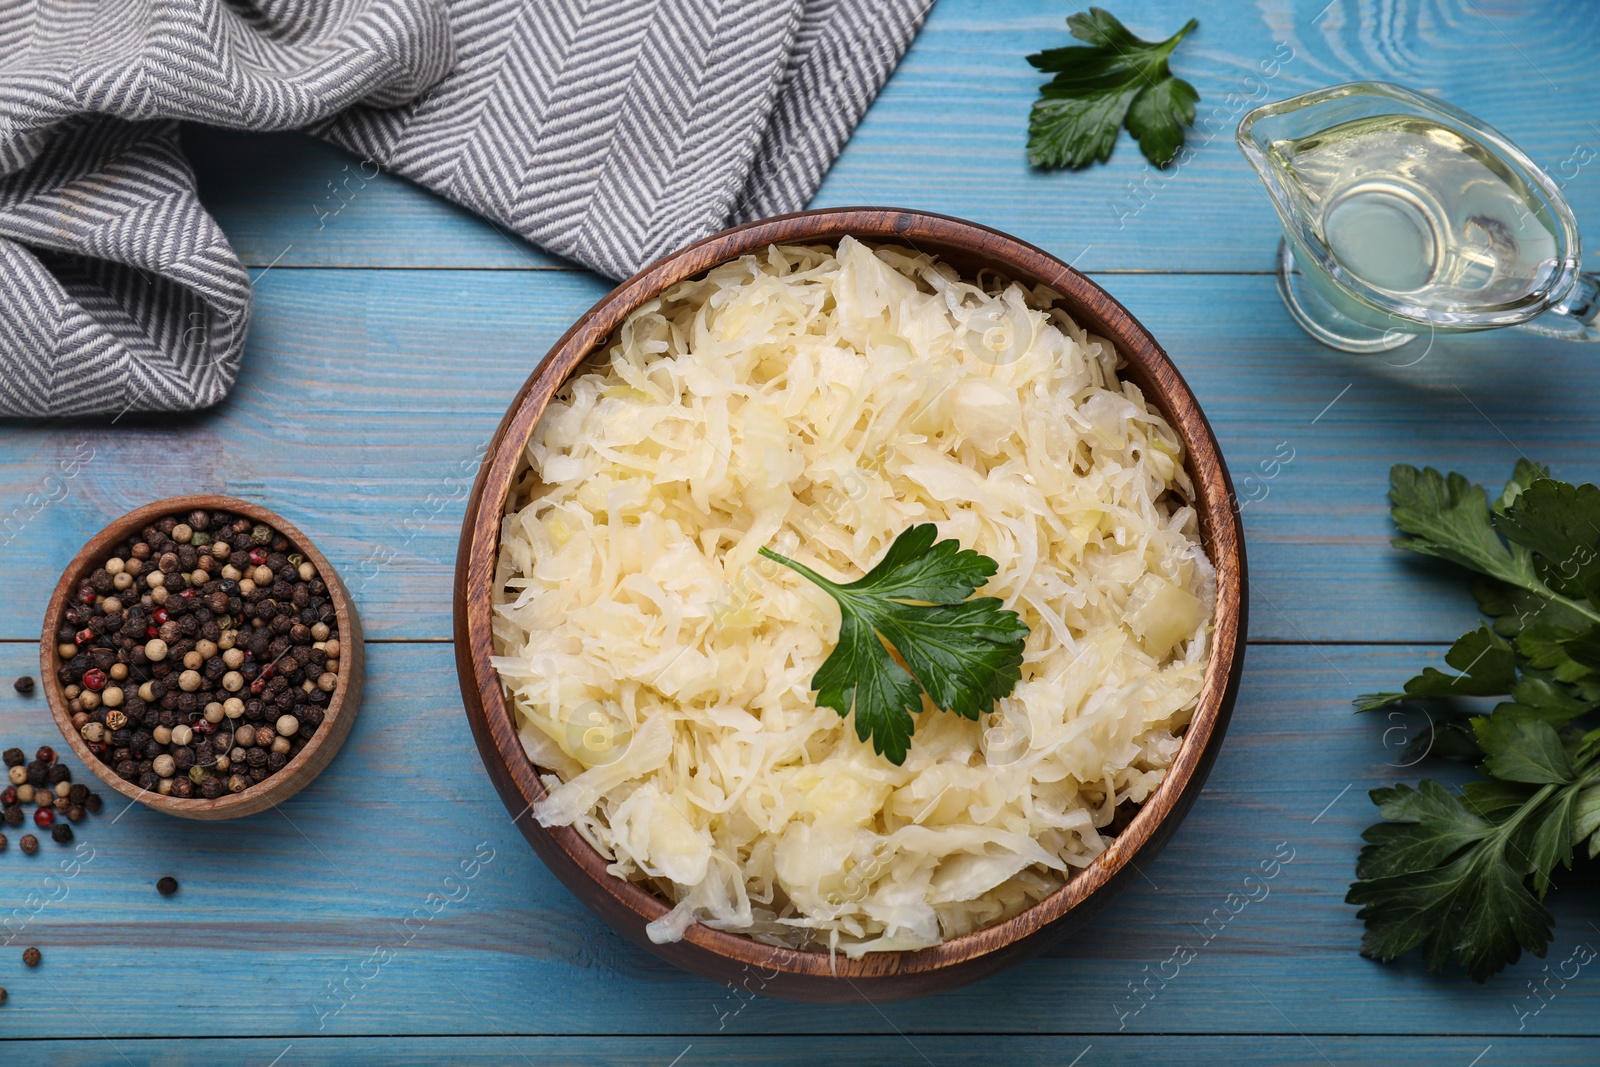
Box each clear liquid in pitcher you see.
[1267,115,1563,311]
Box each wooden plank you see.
[0,642,1595,1039]
[184,0,1600,273]
[1,269,1592,643]
[0,1035,1587,1066]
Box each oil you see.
[1268,114,1563,311]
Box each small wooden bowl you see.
[455,208,1247,1001]
[40,495,364,820]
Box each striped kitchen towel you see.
[0,0,930,417]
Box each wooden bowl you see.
[40,495,364,820]
[455,208,1247,1002]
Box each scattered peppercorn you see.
[31,807,52,828]
[2,807,20,828]
[1,749,20,768]
[156,876,178,896]
[12,676,32,695]
[18,835,36,854]
[0,987,7,1004]
[53,510,343,800]
[0,833,6,852]
[49,824,71,844]
[34,746,54,765]
[21,947,39,967]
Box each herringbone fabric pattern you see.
[0,0,928,417]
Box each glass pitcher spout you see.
[1237,82,1597,351]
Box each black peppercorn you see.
[157,875,179,896]
[65,805,84,823]
[12,676,33,695]
[115,760,138,781]
[50,823,71,844]
[1,748,21,768]
[200,778,223,800]
[0,833,6,852]
[137,771,158,792]
[22,947,40,966]
[19,834,37,855]
[46,765,69,785]
[170,778,194,799]
[67,783,87,806]
[3,806,21,828]
[84,793,102,814]
[25,763,46,787]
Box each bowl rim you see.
[39,494,363,819]
[455,206,1247,985]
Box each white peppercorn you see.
[152,754,175,777]
[144,639,168,661]
[178,670,202,693]
[275,715,300,738]
[170,724,193,747]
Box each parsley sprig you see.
[1348,463,1600,981]
[760,524,1029,765]
[1026,8,1200,170]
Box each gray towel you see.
[0,0,930,417]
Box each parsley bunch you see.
[760,524,1029,765]
[1026,8,1200,170]
[1349,462,1600,981]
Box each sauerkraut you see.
[492,237,1214,956]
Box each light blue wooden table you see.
[3,1,1599,1063]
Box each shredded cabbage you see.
[492,237,1214,956]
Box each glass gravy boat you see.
[1237,81,1600,352]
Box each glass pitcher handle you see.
[1518,273,1600,341]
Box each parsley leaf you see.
[1354,625,1517,711]
[1026,9,1200,170]
[759,524,1029,765]
[1351,463,1600,981]
[1347,781,1558,982]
